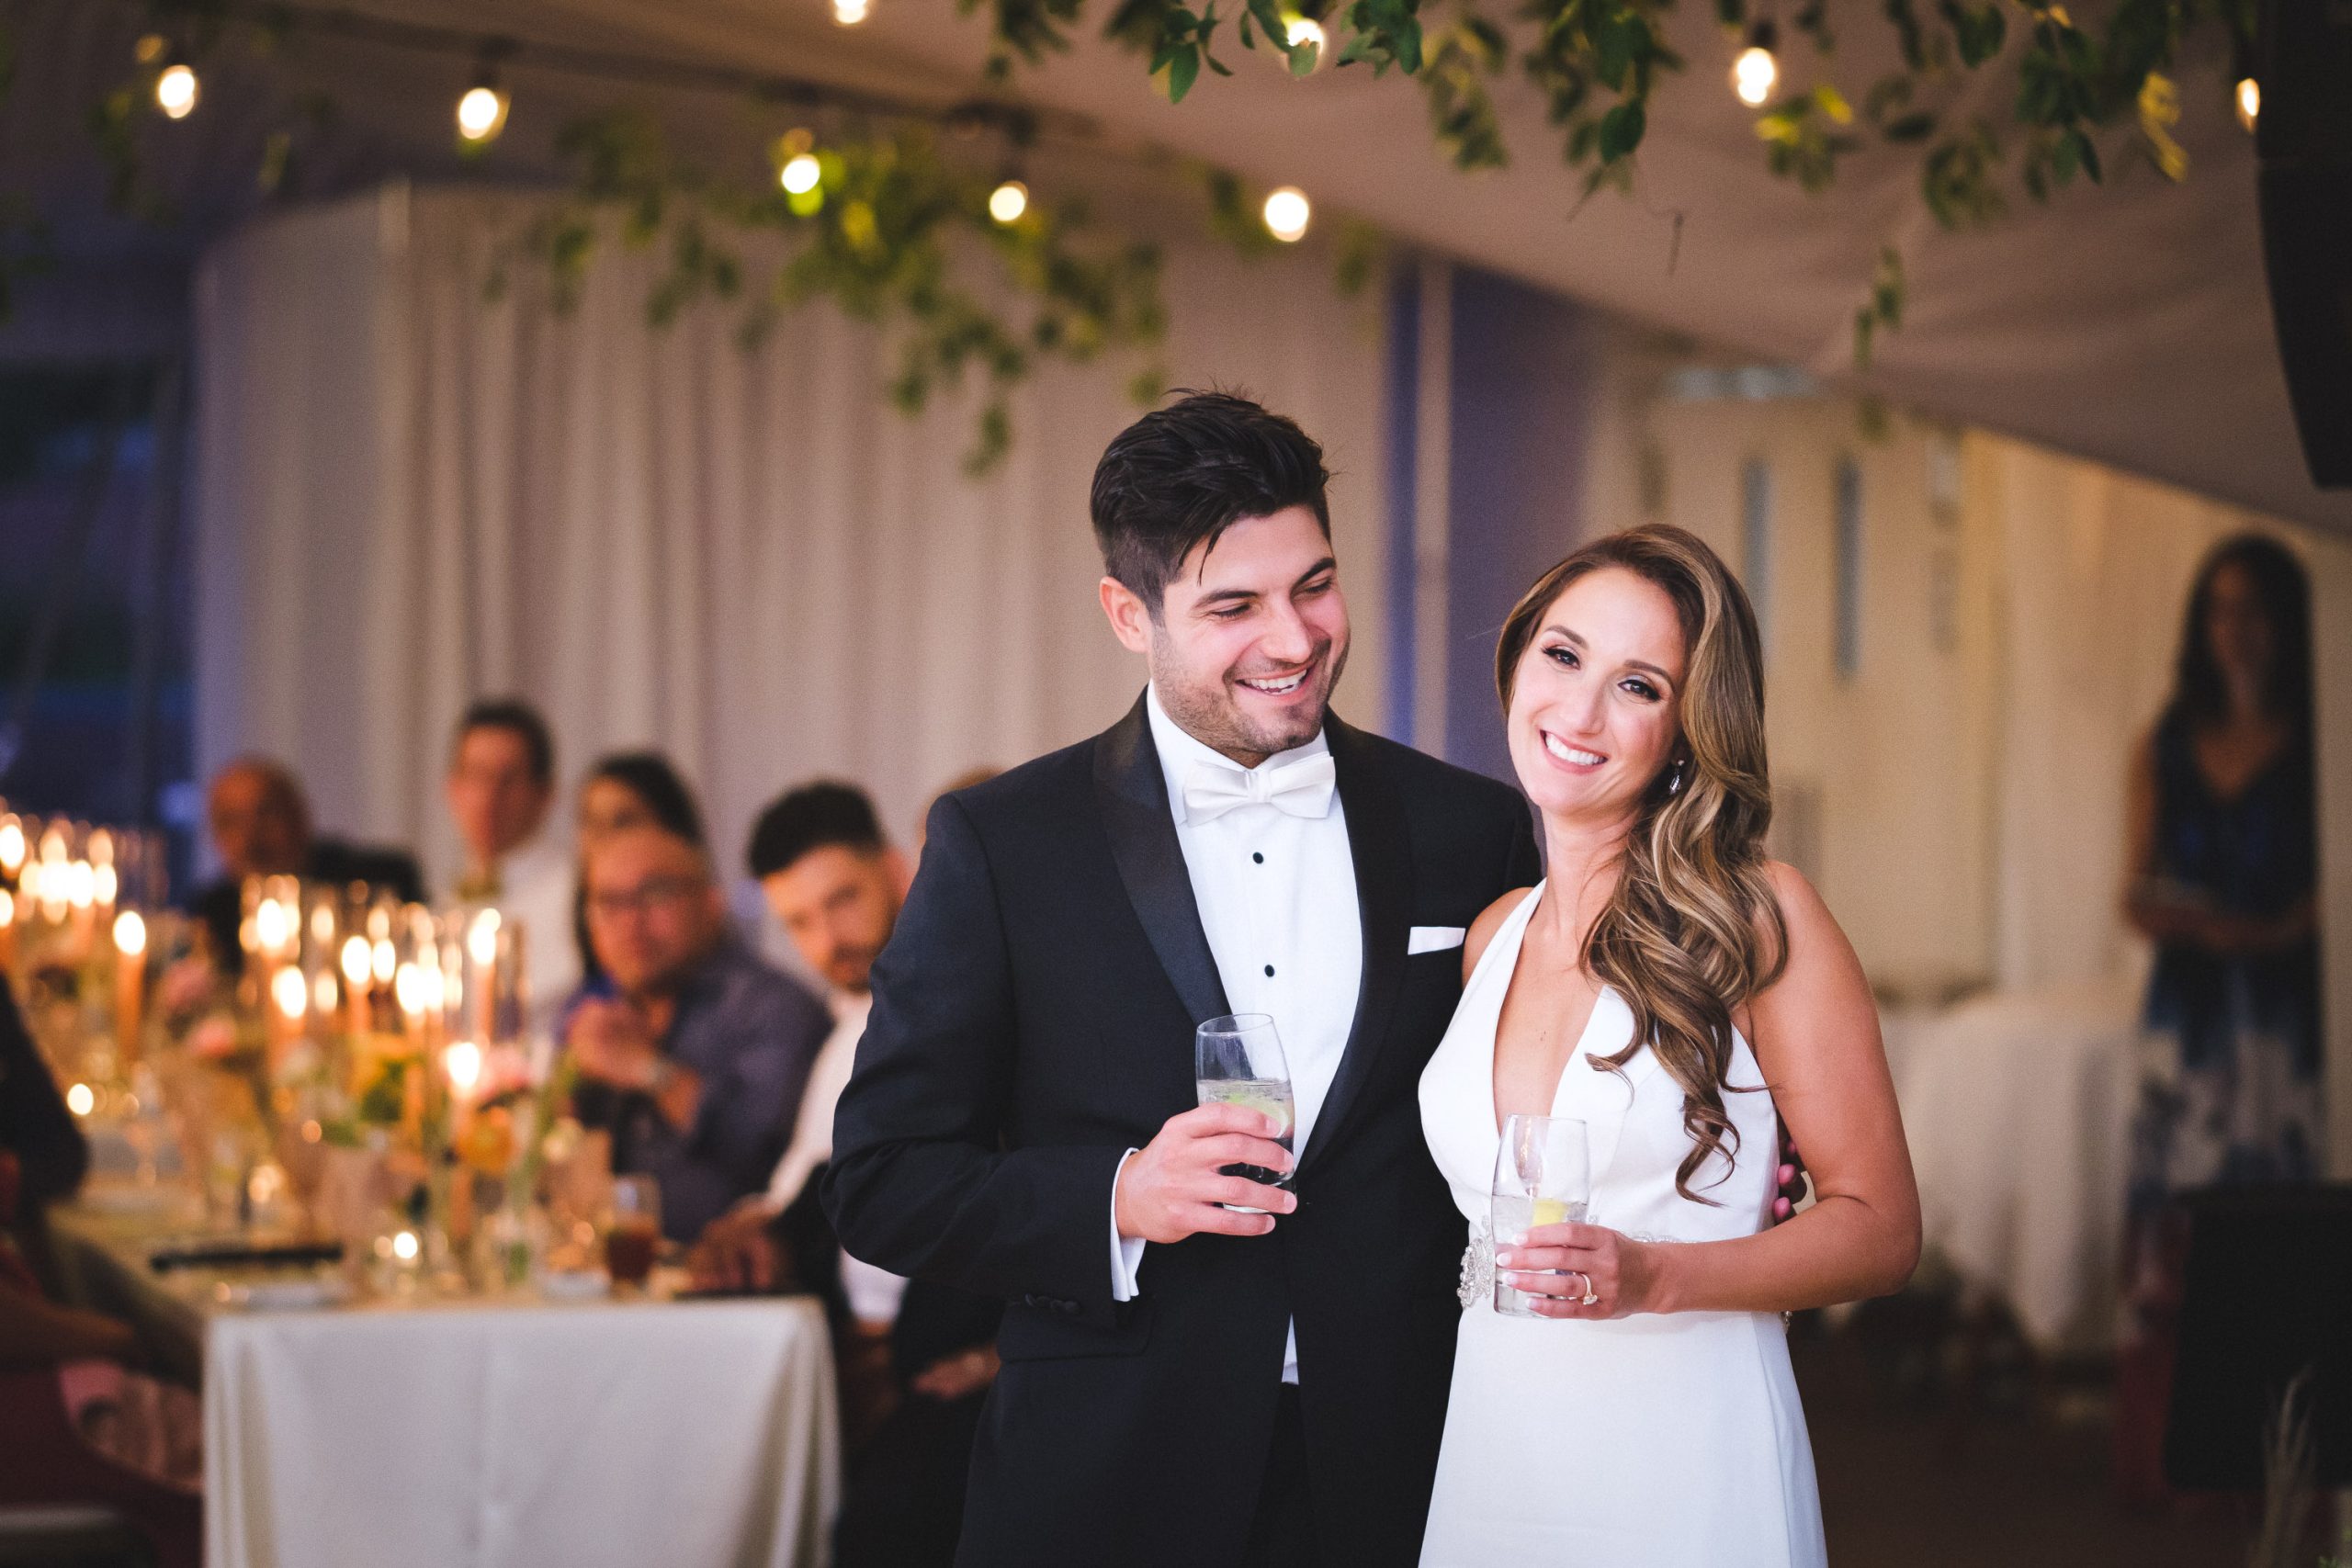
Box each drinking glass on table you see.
[605,1174,662,1287]
[1491,1114,1590,1317]
[1193,1013,1295,1213]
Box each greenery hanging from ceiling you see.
[0,0,1374,472]
[978,0,2257,360]
[0,0,2256,437]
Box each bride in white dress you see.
[1417,525,1919,1567]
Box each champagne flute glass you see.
[1193,1014,1295,1214]
[1490,1114,1591,1317]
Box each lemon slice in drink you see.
[1530,1198,1570,1227]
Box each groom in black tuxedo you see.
[825,391,1540,1566]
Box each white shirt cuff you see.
[1110,1148,1146,1302]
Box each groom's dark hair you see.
[1090,389,1331,612]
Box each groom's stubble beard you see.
[1148,618,1350,764]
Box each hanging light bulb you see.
[2235,75,2260,133]
[155,60,200,120]
[780,152,822,196]
[1284,14,1327,60]
[989,178,1030,224]
[1731,19,1779,108]
[1262,186,1311,243]
[457,72,511,146]
[833,0,872,24]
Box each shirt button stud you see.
[1252,852,1264,864]
[1264,964,1275,977]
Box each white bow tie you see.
[1182,753,1337,823]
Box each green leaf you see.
[1169,42,1202,99]
[1597,99,1646,161]
[1883,111,1937,141]
[2072,128,2101,183]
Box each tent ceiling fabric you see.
[13,0,2341,530]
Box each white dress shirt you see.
[759,990,908,1325]
[1109,685,1364,1384]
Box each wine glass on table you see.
[1193,1014,1295,1214]
[1491,1114,1590,1317]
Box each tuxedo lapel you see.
[1298,716,1411,1173]
[1093,694,1231,1029]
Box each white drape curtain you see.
[193,183,1389,890]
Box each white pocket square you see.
[1408,926,1467,955]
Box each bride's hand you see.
[1495,1223,1656,1319]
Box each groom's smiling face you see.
[1102,505,1351,768]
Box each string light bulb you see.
[833,0,872,24]
[1731,19,1779,108]
[989,178,1029,224]
[1262,186,1311,243]
[780,152,822,196]
[457,82,510,145]
[1284,13,1326,64]
[155,60,200,120]
[2235,76,2259,133]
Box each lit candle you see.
[269,962,308,1066]
[0,887,16,977]
[342,935,373,1041]
[112,909,147,1066]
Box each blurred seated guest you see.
[568,823,828,1244]
[444,699,578,1022]
[2116,532,2320,1506]
[572,751,708,992]
[0,990,198,1568]
[186,756,424,974]
[0,973,88,1223]
[691,781,998,1568]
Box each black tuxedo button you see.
[1054,1298,1081,1316]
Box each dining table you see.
[46,1178,842,1568]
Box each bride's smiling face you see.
[1506,566,1689,827]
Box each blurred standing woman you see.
[2117,533,2320,1505]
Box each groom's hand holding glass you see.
[1114,1104,1297,1243]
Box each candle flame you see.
[342,935,372,987]
[445,1039,484,1095]
[391,1229,420,1262]
[272,964,308,1020]
[312,970,339,1013]
[372,939,397,985]
[92,863,119,906]
[66,861,96,909]
[467,908,502,967]
[66,1082,96,1116]
[113,908,146,956]
[0,818,23,871]
[255,899,289,953]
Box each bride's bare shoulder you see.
[1462,886,1541,983]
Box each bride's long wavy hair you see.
[1495,524,1787,1203]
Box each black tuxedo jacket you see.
[824,695,1539,1567]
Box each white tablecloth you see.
[1888,979,2142,1349]
[203,1294,839,1568]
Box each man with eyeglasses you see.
[565,823,831,1243]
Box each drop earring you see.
[1667,759,1688,796]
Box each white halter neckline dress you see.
[1415,881,1826,1567]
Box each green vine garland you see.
[978,0,2256,361]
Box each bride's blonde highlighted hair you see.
[1495,524,1787,1203]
